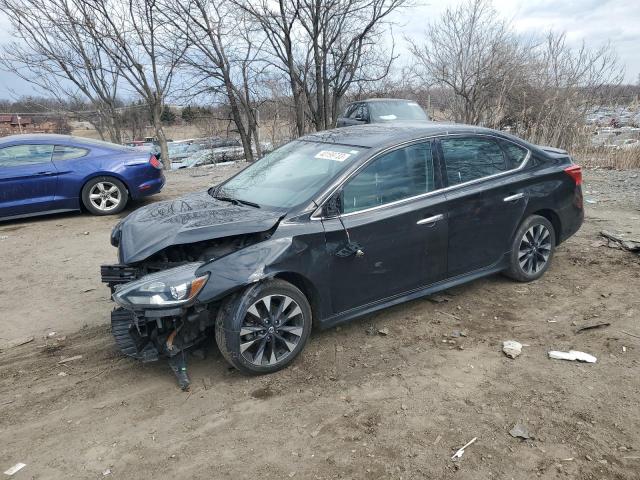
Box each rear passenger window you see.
[498,140,528,167]
[342,142,435,213]
[53,145,89,161]
[441,137,508,186]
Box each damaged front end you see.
[101,194,284,389]
[104,262,216,389]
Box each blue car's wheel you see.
[82,176,128,215]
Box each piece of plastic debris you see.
[102,469,112,476]
[622,346,627,353]
[502,340,522,359]
[378,327,389,336]
[57,372,68,377]
[548,350,597,363]
[4,463,26,476]
[47,332,57,337]
[509,423,531,439]
[58,355,83,364]
[575,323,610,333]
[451,437,477,460]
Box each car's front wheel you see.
[505,215,556,282]
[81,176,128,215]
[215,279,312,374]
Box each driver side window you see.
[342,142,435,214]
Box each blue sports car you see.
[0,134,165,220]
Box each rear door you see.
[438,135,530,277]
[0,143,57,218]
[322,140,448,314]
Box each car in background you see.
[336,98,429,127]
[101,122,583,389]
[0,134,164,220]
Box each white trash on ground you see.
[548,350,597,363]
[4,463,26,476]
[502,340,522,358]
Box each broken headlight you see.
[113,263,209,308]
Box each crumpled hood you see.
[113,190,285,264]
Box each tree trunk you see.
[152,105,170,169]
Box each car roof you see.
[0,134,129,150]
[352,98,418,104]
[299,122,517,149]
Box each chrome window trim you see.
[310,133,531,220]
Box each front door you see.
[0,144,57,218]
[438,136,528,277]
[323,141,448,314]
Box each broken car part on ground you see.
[101,123,584,389]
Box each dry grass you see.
[575,147,640,170]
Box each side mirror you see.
[322,191,343,217]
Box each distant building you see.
[0,114,58,136]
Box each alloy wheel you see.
[239,294,305,367]
[89,181,122,212]
[518,224,552,275]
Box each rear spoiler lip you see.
[537,145,569,155]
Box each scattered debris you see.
[576,322,610,333]
[83,231,90,235]
[365,325,376,336]
[377,327,389,336]
[433,434,442,445]
[509,423,531,440]
[451,437,477,461]
[622,346,627,353]
[3,463,26,476]
[548,350,597,363]
[58,355,83,364]
[502,340,522,359]
[0,235,8,240]
[451,330,467,338]
[47,331,57,338]
[600,230,640,252]
[585,199,598,204]
[57,372,68,377]
[2,336,34,350]
[102,469,112,476]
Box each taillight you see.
[564,164,582,186]
[149,155,162,169]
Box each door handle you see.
[503,193,524,202]
[417,214,444,225]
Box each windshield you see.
[215,141,366,209]
[369,101,428,122]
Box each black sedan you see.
[102,123,583,389]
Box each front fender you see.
[194,237,297,303]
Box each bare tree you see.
[237,0,406,134]
[0,0,123,142]
[408,0,527,125]
[76,0,187,167]
[163,0,267,161]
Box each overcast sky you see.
[0,0,638,101]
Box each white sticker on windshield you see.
[315,150,351,162]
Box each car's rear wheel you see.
[505,215,556,282]
[215,279,312,374]
[81,176,128,215]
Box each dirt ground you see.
[1,164,639,479]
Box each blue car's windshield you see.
[215,140,366,209]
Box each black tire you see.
[81,176,128,216]
[215,279,312,374]
[505,215,556,282]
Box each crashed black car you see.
[102,123,583,389]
